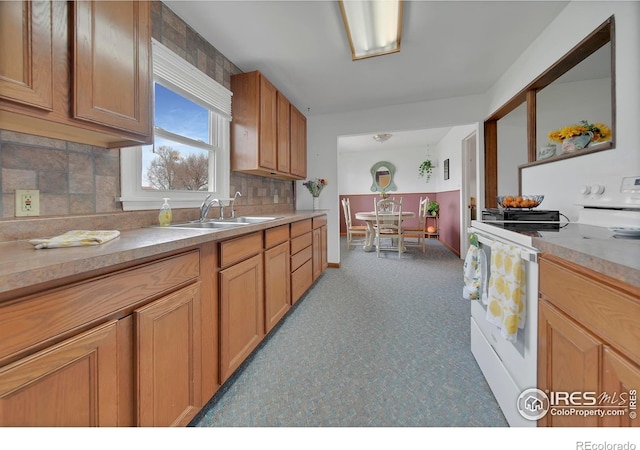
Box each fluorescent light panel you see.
[339,0,403,60]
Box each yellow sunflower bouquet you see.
[548,120,611,144]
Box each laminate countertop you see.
[532,223,640,290]
[0,211,325,299]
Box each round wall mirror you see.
[370,161,397,192]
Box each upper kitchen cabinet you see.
[0,1,54,110]
[0,0,152,148]
[289,104,307,179]
[231,71,307,180]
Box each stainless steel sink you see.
[167,216,281,229]
[169,221,250,229]
[218,216,282,224]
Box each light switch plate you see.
[15,189,40,217]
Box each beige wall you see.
[0,1,294,222]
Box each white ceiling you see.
[164,0,570,151]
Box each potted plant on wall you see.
[418,160,434,183]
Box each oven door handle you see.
[475,234,538,263]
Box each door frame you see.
[460,129,479,258]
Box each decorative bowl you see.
[497,195,544,209]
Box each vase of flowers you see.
[548,120,611,154]
[303,178,328,210]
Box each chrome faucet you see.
[230,191,242,218]
[199,194,220,221]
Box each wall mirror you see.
[484,15,615,206]
[370,161,397,192]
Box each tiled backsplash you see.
[0,1,295,239]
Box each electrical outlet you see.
[15,189,40,217]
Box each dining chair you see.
[374,198,404,259]
[404,197,429,253]
[373,196,402,212]
[341,198,367,250]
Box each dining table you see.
[354,210,416,252]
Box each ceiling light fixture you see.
[373,133,392,143]
[338,0,404,61]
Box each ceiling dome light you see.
[373,133,392,143]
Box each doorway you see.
[460,130,478,257]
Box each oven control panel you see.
[621,176,640,194]
[577,175,640,208]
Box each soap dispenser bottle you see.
[159,198,172,226]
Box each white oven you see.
[467,221,539,427]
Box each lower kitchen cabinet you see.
[135,282,202,427]
[0,249,203,427]
[219,234,264,383]
[290,219,313,304]
[264,225,291,334]
[312,216,328,281]
[0,215,328,426]
[538,254,640,427]
[538,300,601,427]
[0,320,119,426]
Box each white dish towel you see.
[485,241,526,342]
[30,230,120,249]
[462,237,487,301]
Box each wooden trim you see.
[526,90,537,164]
[484,120,498,207]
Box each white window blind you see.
[151,39,232,120]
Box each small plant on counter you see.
[302,178,328,197]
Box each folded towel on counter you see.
[462,235,487,300]
[485,241,526,342]
[30,230,120,249]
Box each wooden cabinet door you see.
[538,300,601,427]
[265,241,291,333]
[312,227,322,281]
[0,1,53,110]
[321,225,328,272]
[74,0,151,137]
[276,91,291,174]
[0,320,119,426]
[601,347,640,427]
[135,283,202,427]
[219,254,264,382]
[289,104,307,178]
[258,75,277,170]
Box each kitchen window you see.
[120,39,232,210]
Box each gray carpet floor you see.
[190,237,508,427]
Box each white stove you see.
[468,175,640,427]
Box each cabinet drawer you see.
[219,232,262,268]
[0,251,199,366]
[290,232,312,255]
[291,245,313,272]
[290,219,312,238]
[291,259,313,304]
[540,256,640,362]
[313,215,327,229]
[265,224,289,249]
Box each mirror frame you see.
[370,161,397,192]
[483,15,615,207]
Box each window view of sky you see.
[141,83,212,190]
